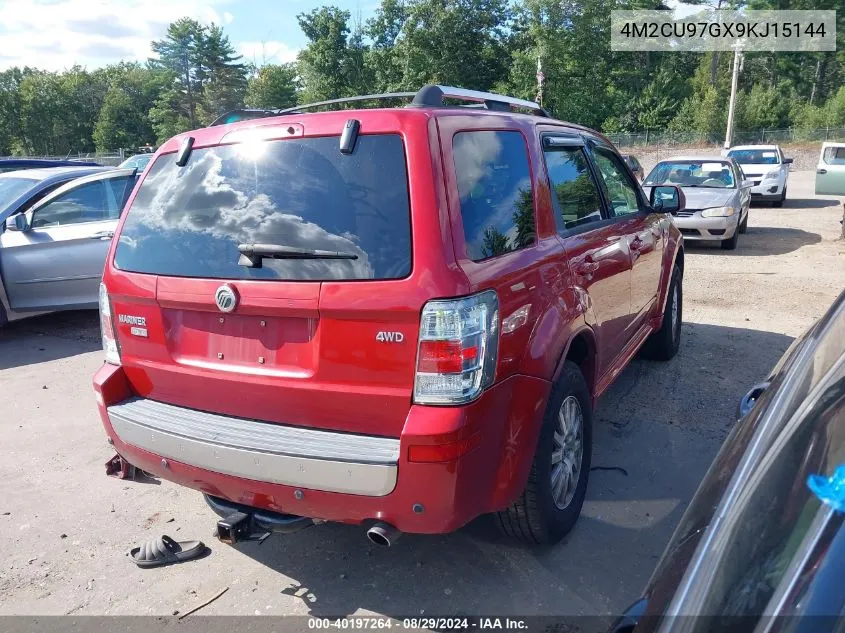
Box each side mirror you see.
[5,213,29,232]
[783,157,794,165]
[649,185,685,214]
[742,179,754,188]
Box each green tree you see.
[245,63,298,109]
[197,24,248,122]
[481,226,510,259]
[150,18,205,128]
[297,7,362,102]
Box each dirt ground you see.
[0,171,843,622]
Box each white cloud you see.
[238,40,299,66]
[0,0,236,71]
[223,11,234,24]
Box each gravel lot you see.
[0,171,842,623]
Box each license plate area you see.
[162,309,317,374]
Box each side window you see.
[822,146,845,165]
[17,182,66,213]
[543,145,604,232]
[31,181,109,229]
[453,131,535,261]
[104,175,137,218]
[591,147,645,218]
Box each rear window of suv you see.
[114,134,411,281]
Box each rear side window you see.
[114,135,411,281]
[544,146,604,231]
[453,131,535,261]
[823,146,845,165]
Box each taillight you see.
[413,290,499,405]
[99,283,121,365]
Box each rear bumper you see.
[94,363,550,534]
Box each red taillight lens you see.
[417,340,480,374]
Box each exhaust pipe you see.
[367,522,401,547]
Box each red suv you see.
[94,85,685,546]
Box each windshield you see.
[727,149,780,165]
[0,177,37,212]
[644,160,736,189]
[119,155,152,170]
[114,134,412,281]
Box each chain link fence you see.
[606,127,845,149]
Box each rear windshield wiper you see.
[238,243,359,268]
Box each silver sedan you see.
[643,156,752,250]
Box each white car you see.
[727,145,793,207]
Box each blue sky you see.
[0,0,381,71]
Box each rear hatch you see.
[107,121,439,437]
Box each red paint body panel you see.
[95,105,683,534]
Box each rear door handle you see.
[817,169,827,175]
[90,231,114,240]
[575,256,600,275]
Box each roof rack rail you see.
[276,85,549,117]
[411,85,550,117]
[277,92,416,114]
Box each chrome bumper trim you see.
[108,398,400,496]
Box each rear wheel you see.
[641,265,682,361]
[497,361,592,545]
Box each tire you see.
[739,210,748,234]
[721,227,739,250]
[773,187,786,208]
[641,264,682,361]
[497,361,592,545]
[0,296,7,328]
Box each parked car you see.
[0,158,100,174]
[609,288,845,633]
[815,141,845,196]
[726,144,793,206]
[643,156,751,250]
[0,168,137,325]
[623,154,645,181]
[0,166,111,224]
[118,154,153,171]
[93,85,686,549]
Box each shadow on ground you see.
[219,322,793,619]
[0,310,99,369]
[757,197,841,210]
[686,226,821,257]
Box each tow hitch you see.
[206,495,314,545]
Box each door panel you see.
[815,145,845,196]
[0,219,115,311]
[561,225,632,377]
[0,177,121,312]
[589,145,662,328]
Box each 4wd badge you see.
[376,331,405,343]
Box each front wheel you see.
[497,361,592,545]
[641,264,682,361]
[739,210,748,234]
[773,187,786,208]
[721,227,739,250]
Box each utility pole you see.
[724,45,743,150]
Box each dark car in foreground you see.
[610,289,845,633]
[0,158,100,173]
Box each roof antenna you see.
[340,119,360,154]
[176,136,194,167]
